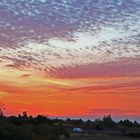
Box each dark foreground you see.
[0,114,140,140]
[66,135,140,140]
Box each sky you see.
[0,0,140,120]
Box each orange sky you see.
[0,62,140,119]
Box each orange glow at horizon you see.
[0,63,140,118]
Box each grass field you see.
[66,136,140,140]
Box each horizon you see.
[0,0,140,120]
[3,113,140,123]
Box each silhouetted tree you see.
[86,119,91,126]
[0,102,5,117]
[94,115,116,130]
[94,118,102,130]
[134,121,140,128]
[22,111,28,118]
[119,119,133,127]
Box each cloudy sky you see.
[0,0,140,119]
